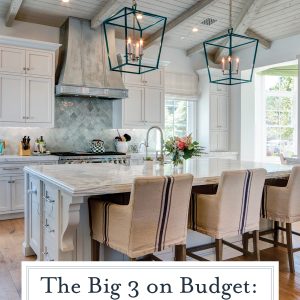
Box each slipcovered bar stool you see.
[89,174,193,261]
[260,166,300,273]
[188,169,266,261]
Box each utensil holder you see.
[18,142,31,156]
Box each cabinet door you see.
[218,131,228,151]
[0,74,26,123]
[209,95,218,130]
[0,177,11,212]
[28,175,41,255]
[144,87,164,126]
[209,131,218,151]
[26,77,52,123]
[144,69,164,88]
[123,86,144,126]
[26,50,53,77]
[123,72,143,86]
[217,96,228,130]
[0,47,26,74]
[11,176,24,211]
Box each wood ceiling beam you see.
[144,0,218,49]
[213,0,266,62]
[245,28,271,49]
[91,0,126,29]
[5,0,23,27]
[186,0,270,57]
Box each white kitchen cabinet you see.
[0,47,26,74]
[114,68,165,129]
[26,50,53,77]
[123,68,164,88]
[210,94,228,131]
[0,75,53,125]
[0,36,59,128]
[11,176,25,211]
[198,69,229,152]
[144,87,164,125]
[210,131,228,152]
[123,86,144,126]
[26,77,52,124]
[0,176,10,212]
[0,74,25,123]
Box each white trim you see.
[0,35,61,51]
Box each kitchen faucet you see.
[145,126,164,165]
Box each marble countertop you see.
[24,158,293,197]
[0,154,59,163]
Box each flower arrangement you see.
[164,134,205,166]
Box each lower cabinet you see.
[0,175,24,214]
[210,131,228,152]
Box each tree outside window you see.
[264,76,297,158]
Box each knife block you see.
[18,142,31,156]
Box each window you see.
[164,95,197,139]
[263,76,297,159]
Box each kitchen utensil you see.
[90,139,105,153]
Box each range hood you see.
[56,17,128,99]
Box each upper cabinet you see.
[0,47,53,77]
[0,36,60,128]
[113,68,165,129]
[123,68,164,88]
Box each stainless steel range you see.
[51,151,129,165]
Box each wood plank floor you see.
[1,219,300,300]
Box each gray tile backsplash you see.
[0,97,153,155]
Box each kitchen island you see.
[23,158,293,261]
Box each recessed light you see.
[62,0,69,3]
[180,36,185,40]
[192,27,199,32]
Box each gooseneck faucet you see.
[145,126,164,165]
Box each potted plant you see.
[164,134,205,167]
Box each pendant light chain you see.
[229,0,232,29]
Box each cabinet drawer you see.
[0,165,24,175]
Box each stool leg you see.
[175,244,186,261]
[215,239,223,261]
[286,223,295,273]
[253,230,260,261]
[129,257,136,261]
[91,239,100,261]
[274,221,279,247]
[242,232,249,256]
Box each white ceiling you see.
[0,0,299,52]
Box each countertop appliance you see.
[51,151,129,165]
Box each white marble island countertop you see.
[24,158,293,197]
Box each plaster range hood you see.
[56,17,128,99]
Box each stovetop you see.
[51,151,126,157]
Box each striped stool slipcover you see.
[89,174,193,260]
[188,168,266,261]
[261,166,300,273]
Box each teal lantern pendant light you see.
[203,0,259,85]
[103,0,167,75]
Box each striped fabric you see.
[155,176,174,252]
[238,170,253,234]
[188,169,266,239]
[89,174,193,258]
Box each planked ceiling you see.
[0,0,300,54]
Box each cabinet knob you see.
[23,67,26,71]
[42,251,49,255]
[28,189,37,195]
[22,116,26,119]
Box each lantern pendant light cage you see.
[103,0,167,75]
[203,0,259,85]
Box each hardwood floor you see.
[1,219,300,300]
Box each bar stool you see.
[188,169,266,261]
[260,166,300,273]
[89,174,194,261]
